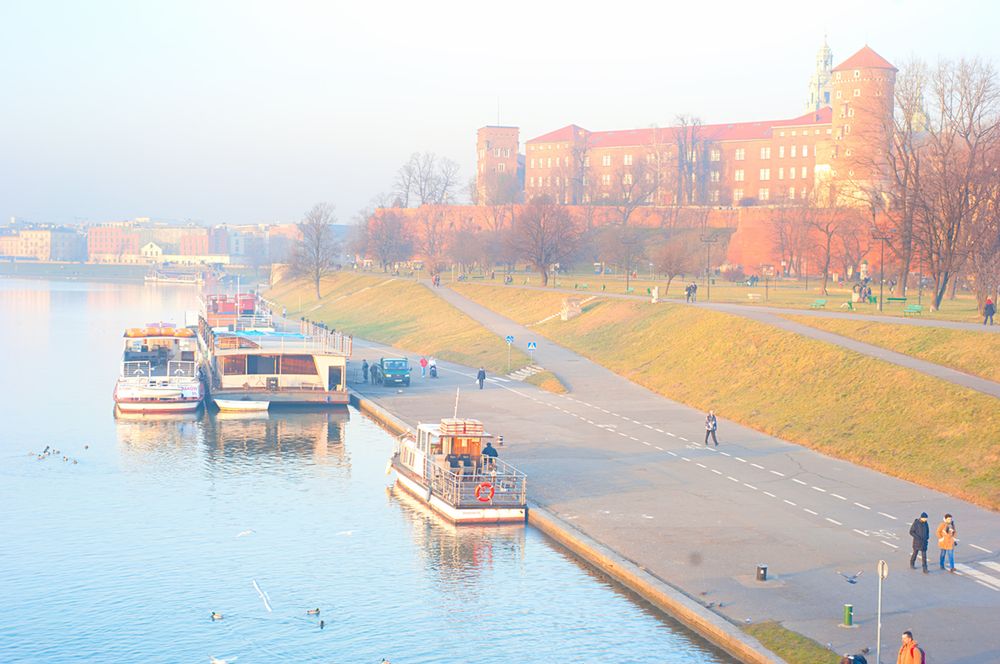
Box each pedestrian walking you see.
[685,284,692,303]
[909,512,930,573]
[704,410,718,446]
[691,283,698,302]
[419,357,428,378]
[428,357,437,378]
[937,513,957,572]
[476,367,487,390]
[361,359,369,384]
[984,297,995,326]
[896,630,925,664]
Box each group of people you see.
[360,359,383,385]
[909,511,958,573]
[852,281,875,303]
[684,282,699,303]
[418,356,438,378]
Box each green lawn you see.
[743,621,841,664]
[452,283,1000,511]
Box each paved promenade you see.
[348,285,1000,664]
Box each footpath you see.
[345,285,1000,664]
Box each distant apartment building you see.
[478,45,896,210]
[0,227,86,261]
[87,222,141,261]
[180,229,210,256]
[475,126,523,204]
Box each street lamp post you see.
[871,230,893,312]
[699,233,719,302]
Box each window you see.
[530,158,535,168]
[504,148,511,157]
[758,188,769,201]
[789,167,796,180]
[779,131,785,137]
[710,190,720,202]
[848,108,855,117]
[710,149,721,162]
[623,173,633,185]
[555,176,560,186]
[789,187,796,200]
[546,176,551,186]
[529,177,535,187]
[779,146,785,158]
[854,69,861,78]
[836,72,842,80]
[759,168,770,181]
[735,148,745,161]
[801,166,807,178]
[760,146,771,159]
[555,157,561,167]
[497,163,505,173]
[547,157,552,167]
[279,355,317,375]
[836,90,842,99]
[845,148,853,157]
[601,174,611,185]
[844,125,851,134]
[584,156,590,167]
[791,145,797,158]
[624,154,633,166]
[602,155,612,167]
[778,167,784,180]
[854,88,861,97]
[802,145,809,157]
[734,169,745,182]
[494,148,501,157]
[733,189,743,203]
[710,170,720,183]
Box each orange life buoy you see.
[474,482,494,502]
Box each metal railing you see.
[424,457,527,509]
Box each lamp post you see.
[700,233,719,301]
[871,229,893,312]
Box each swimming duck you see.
[211,612,223,621]
[306,608,320,615]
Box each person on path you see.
[361,359,369,384]
[428,357,437,378]
[476,367,487,390]
[909,512,930,573]
[896,631,925,664]
[691,283,698,302]
[937,513,957,572]
[419,357,428,378]
[685,284,692,303]
[984,298,995,326]
[704,410,718,446]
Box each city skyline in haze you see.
[2,0,999,226]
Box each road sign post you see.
[505,335,514,372]
[877,559,888,664]
[527,341,537,362]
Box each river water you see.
[0,279,733,663]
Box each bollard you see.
[755,564,768,581]
[843,604,854,627]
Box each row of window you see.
[778,128,828,137]
[734,165,811,182]
[732,187,806,203]
[734,145,811,161]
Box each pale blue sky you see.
[1,0,997,225]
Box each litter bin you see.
[843,604,854,627]
[756,564,768,581]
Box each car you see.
[379,357,411,386]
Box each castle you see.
[476,43,897,211]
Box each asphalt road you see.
[347,284,1000,664]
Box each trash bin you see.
[843,604,854,627]
[755,564,768,581]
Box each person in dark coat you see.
[482,442,498,458]
[984,297,995,326]
[361,359,369,383]
[476,367,487,389]
[704,410,718,446]
[909,512,930,573]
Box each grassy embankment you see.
[452,283,1000,511]
[265,273,565,391]
[743,622,840,664]
[783,315,1000,384]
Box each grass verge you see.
[742,621,841,664]
[452,283,1000,511]
[784,315,1000,383]
[523,370,568,394]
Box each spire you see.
[807,37,834,111]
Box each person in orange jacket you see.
[897,630,925,664]
[937,513,957,572]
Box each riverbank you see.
[0,261,147,282]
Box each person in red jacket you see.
[897,630,925,664]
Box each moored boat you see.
[114,324,204,413]
[389,418,527,525]
[215,398,270,412]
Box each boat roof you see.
[213,329,349,355]
[416,422,492,438]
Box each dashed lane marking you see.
[826,518,843,526]
[666,432,676,437]
[667,451,677,457]
[681,456,691,462]
[881,541,899,550]
[655,428,664,433]
[726,476,739,482]
[641,441,651,446]
[763,491,777,498]
[770,470,785,477]
[711,469,723,476]
[644,424,654,430]
[831,493,847,501]
[793,479,808,486]
[804,508,818,516]
[734,457,747,463]
[783,499,796,506]
[853,529,869,537]
[719,451,730,457]
[751,463,764,469]
[854,502,871,510]
[743,483,758,490]
[696,462,706,468]
[812,486,827,493]
[878,512,898,520]
[654,446,663,451]
[970,544,993,554]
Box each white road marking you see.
[980,561,1000,574]
[644,424,654,430]
[793,479,807,486]
[783,499,796,505]
[853,529,869,537]
[711,469,723,476]
[681,456,691,462]
[696,462,707,468]
[667,450,677,457]
[831,493,847,501]
[751,463,764,469]
[770,470,785,477]
[631,419,641,424]
[629,436,639,441]
[854,502,871,510]
[735,457,747,463]
[957,564,1000,591]
[762,491,776,498]
[641,441,651,446]
[878,512,898,520]
[654,446,663,451]
[655,428,664,433]
[970,544,993,554]
[679,437,689,442]
[881,541,899,550]
[727,476,739,482]
[719,451,731,457]
[743,483,758,490]
[826,518,842,526]
[811,486,827,493]
[804,508,818,515]
[666,432,676,437]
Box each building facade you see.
[475,126,522,204]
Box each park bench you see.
[625,287,635,294]
[887,296,907,305]
[471,275,485,280]
[747,293,762,302]
[574,283,589,290]
[810,299,828,309]
[904,304,923,316]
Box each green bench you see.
[471,275,485,280]
[810,299,828,309]
[887,296,907,304]
[625,287,635,294]
[575,283,589,290]
[904,304,923,316]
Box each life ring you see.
[474,482,494,502]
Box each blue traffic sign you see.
[527,341,537,351]
[505,335,514,344]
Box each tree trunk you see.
[540,268,549,287]
[665,275,674,294]
[932,273,950,311]
[314,275,322,300]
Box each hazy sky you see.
[2,0,998,225]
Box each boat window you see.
[220,356,247,375]
[247,355,277,375]
[279,355,317,375]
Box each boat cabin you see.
[121,325,199,379]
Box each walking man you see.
[984,297,995,326]
[704,410,718,446]
[419,356,428,378]
[896,630,925,664]
[361,359,369,384]
[476,367,487,390]
[909,512,930,573]
[937,513,957,572]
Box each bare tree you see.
[607,157,657,227]
[362,209,413,271]
[435,157,462,204]
[394,155,419,208]
[650,233,698,293]
[290,203,339,299]
[674,115,705,205]
[769,201,810,276]
[413,205,449,273]
[508,196,582,286]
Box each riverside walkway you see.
[347,284,1000,664]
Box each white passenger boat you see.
[214,398,270,412]
[113,325,204,413]
[390,418,527,525]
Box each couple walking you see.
[909,512,958,573]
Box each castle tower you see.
[476,126,520,205]
[817,45,897,205]
[807,38,834,111]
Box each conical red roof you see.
[833,45,897,72]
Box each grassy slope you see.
[266,273,534,376]
[743,622,841,664]
[452,283,1000,511]
[784,315,1000,383]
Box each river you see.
[0,278,734,663]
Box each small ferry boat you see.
[144,270,204,286]
[113,324,204,413]
[390,418,527,524]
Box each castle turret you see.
[807,38,834,112]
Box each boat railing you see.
[234,314,274,331]
[166,360,196,379]
[424,457,527,509]
[122,360,152,379]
